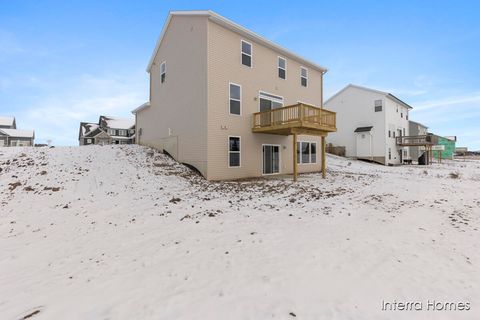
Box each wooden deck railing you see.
[252,103,336,132]
[396,135,437,146]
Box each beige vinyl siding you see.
[206,19,324,180]
[137,15,209,175]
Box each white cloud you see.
[414,92,480,111]
[17,71,148,146]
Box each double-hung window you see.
[374,100,382,112]
[296,141,317,164]
[228,137,241,167]
[241,40,252,67]
[229,83,241,115]
[160,61,166,83]
[118,129,126,136]
[300,67,308,87]
[278,57,286,79]
[108,129,116,135]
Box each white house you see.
[324,84,412,165]
[0,116,35,147]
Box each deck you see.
[252,103,336,135]
[252,103,336,181]
[396,135,437,146]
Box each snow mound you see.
[0,145,479,319]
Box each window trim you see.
[297,141,317,164]
[261,144,281,176]
[160,61,166,83]
[240,39,252,68]
[228,136,241,168]
[300,66,308,87]
[118,129,127,136]
[258,91,284,112]
[374,99,383,112]
[228,82,242,116]
[277,56,286,79]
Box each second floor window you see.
[108,129,116,135]
[278,57,286,79]
[229,83,241,115]
[129,129,135,134]
[118,129,127,136]
[374,100,382,112]
[241,40,252,67]
[300,67,308,87]
[160,61,166,83]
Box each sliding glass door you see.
[263,145,280,174]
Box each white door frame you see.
[262,144,281,175]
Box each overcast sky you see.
[1,0,479,148]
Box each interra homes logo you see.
[382,300,471,312]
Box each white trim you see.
[262,144,281,175]
[258,91,284,112]
[297,141,317,165]
[146,10,328,73]
[228,136,241,168]
[229,82,242,116]
[160,61,166,83]
[240,39,252,68]
[277,56,286,80]
[300,66,308,87]
[324,83,413,109]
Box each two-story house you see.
[324,84,412,165]
[0,116,35,147]
[79,115,135,146]
[133,10,337,180]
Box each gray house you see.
[79,115,135,146]
[0,116,35,147]
[408,120,428,161]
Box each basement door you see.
[263,145,280,174]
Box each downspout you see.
[369,130,373,161]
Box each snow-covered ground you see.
[1,145,479,320]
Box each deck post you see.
[293,133,298,182]
[321,136,326,178]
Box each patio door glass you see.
[259,92,284,126]
[263,145,280,174]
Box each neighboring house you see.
[434,135,456,160]
[133,10,337,181]
[79,116,135,146]
[408,120,429,161]
[324,84,411,165]
[0,116,35,147]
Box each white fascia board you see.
[145,10,327,74]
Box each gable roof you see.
[80,122,100,137]
[354,126,373,133]
[99,116,135,130]
[409,120,428,129]
[0,116,15,127]
[325,84,413,110]
[146,10,327,73]
[0,128,34,138]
